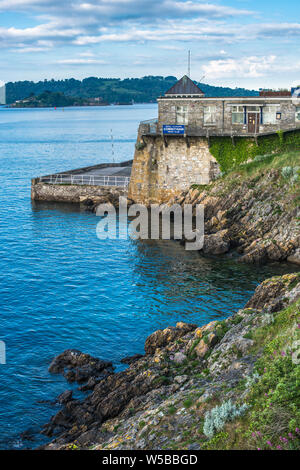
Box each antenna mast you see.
[188,50,191,78]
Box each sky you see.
[0,0,300,89]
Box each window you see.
[296,107,300,122]
[203,106,217,125]
[232,106,244,124]
[247,106,260,112]
[176,106,188,124]
[263,106,280,124]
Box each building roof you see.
[165,75,204,96]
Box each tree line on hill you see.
[6,76,259,106]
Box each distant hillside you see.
[11,91,108,108]
[6,76,259,105]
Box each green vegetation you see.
[6,75,258,105]
[203,298,300,450]
[210,130,300,172]
[12,91,87,108]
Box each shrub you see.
[245,372,260,389]
[203,400,249,439]
[281,166,299,181]
[135,141,146,151]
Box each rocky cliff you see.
[167,151,300,265]
[41,273,300,451]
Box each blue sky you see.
[0,0,299,89]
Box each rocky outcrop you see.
[39,273,299,450]
[288,248,300,266]
[48,349,114,384]
[144,322,197,355]
[167,168,299,264]
[203,229,230,255]
[245,273,300,312]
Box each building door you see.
[248,113,260,133]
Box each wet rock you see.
[48,349,114,384]
[57,390,73,405]
[121,354,144,364]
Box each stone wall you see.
[128,128,219,205]
[31,180,127,203]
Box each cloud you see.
[0,0,254,20]
[75,0,254,20]
[57,58,107,65]
[201,55,300,79]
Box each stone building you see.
[157,75,300,136]
[128,76,300,205]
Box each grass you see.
[227,150,300,180]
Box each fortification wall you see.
[128,130,219,204]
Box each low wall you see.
[31,181,127,203]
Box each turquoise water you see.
[0,105,294,449]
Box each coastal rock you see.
[245,273,300,312]
[203,230,230,255]
[195,340,209,358]
[121,354,144,364]
[288,248,300,266]
[48,349,114,384]
[173,352,187,364]
[168,168,300,265]
[144,323,197,355]
[57,390,73,405]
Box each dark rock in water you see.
[78,377,103,392]
[57,390,73,405]
[121,354,144,364]
[20,429,36,442]
[48,349,114,384]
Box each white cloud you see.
[202,55,300,79]
[57,58,107,65]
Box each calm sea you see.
[0,104,294,449]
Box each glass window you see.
[247,106,260,112]
[232,106,244,124]
[263,106,280,124]
[203,106,217,125]
[296,107,300,122]
[176,106,188,124]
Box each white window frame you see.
[232,106,244,125]
[203,106,217,126]
[296,106,300,122]
[176,106,188,124]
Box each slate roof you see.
[165,75,204,96]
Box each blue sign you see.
[163,125,185,135]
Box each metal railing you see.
[38,174,130,188]
[140,118,158,135]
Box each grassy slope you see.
[192,150,300,211]
[205,296,300,450]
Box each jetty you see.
[31,160,132,203]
